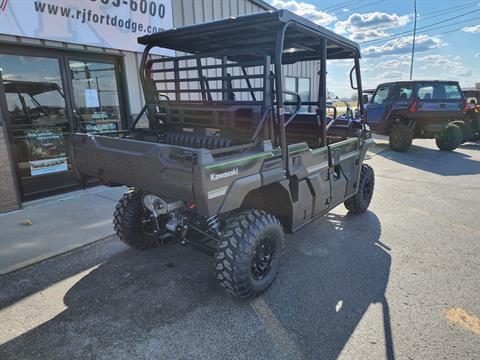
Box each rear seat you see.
[162,132,232,149]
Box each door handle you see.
[71,115,79,130]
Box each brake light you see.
[464,102,476,111]
[409,101,418,113]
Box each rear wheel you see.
[473,117,480,141]
[451,120,473,143]
[215,210,285,299]
[344,164,375,214]
[435,123,463,151]
[389,123,413,152]
[113,189,164,249]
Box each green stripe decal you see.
[311,147,328,155]
[206,151,275,170]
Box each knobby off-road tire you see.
[344,164,375,214]
[389,123,413,152]
[113,189,160,250]
[450,120,473,143]
[471,114,480,140]
[435,123,463,151]
[215,210,285,299]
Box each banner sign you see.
[85,122,118,133]
[0,0,173,55]
[26,129,68,176]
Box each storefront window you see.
[0,53,74,198]
[0,52,126,200]
[69,61,122,133]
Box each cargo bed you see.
[71,131,274,215]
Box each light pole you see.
[410,0,417,80]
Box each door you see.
[0,53,76,199]
[414,82,465,122]
[328,137,360,206]
[365,84,392,132]
[67,59,124,133]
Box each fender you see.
[218,173,262,214]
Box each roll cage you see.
[134,9,365,174]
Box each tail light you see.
[409,101,418,113]
[464,102,476,111]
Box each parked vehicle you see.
[71,10,375,299]
[365,80,468,151]
[462,87,480,141]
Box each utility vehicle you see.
[71,10,375,299]
[462,87,480,141]
[365,80,470,151]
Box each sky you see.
[269,0,480,98]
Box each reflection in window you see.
[372,86,391,104]
[69,61,121,133]
[0,53,72,197]
[285,76,311,112]
[416,83,462,100]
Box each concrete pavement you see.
[0,186,126,274]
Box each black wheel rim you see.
[363,178,372,201]
[251,236,276,280]
[139,210,157,236]
[391,130,402,145]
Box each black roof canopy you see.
[138,10,361,63]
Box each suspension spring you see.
[206,214,221,235]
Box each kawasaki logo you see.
[210,168,239,182]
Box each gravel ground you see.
[0,138,479,360]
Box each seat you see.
[163,131,232,149]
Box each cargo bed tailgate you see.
[71,133,200,201]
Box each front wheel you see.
[215,210,285,299]
[389,123,413,152]
[435,123,463,151]
[344,164,375,214]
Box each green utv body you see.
[71,10,375,299]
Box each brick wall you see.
[0,125,20,213]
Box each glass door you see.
[0,53,76,198]
[67,60,124,133]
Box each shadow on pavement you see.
[0,237,124,312]
[379,142,480,176]
[262,211,393,360]
[0,211,392,360]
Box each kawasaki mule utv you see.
[71,10,375,299]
